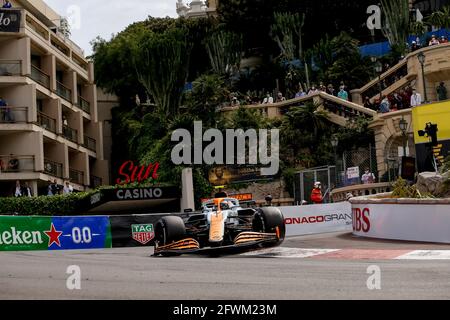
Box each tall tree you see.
[205,29,243,76]
[380,0,410,55]
[132,28,192,116]
[427,6,450,33]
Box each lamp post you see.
[417,52,428,103]
[399,117,408,157]
[331,135,339,188]
[375,61,383,100]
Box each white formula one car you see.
[153,197,285,256]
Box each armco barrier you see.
[280,202,352,237]
[0,213,186,252]
[0,203,354,251]
[0,216,111,251]
[110,214,171,247]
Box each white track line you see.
[242,248,450,260]
[241,247,340,258]
[395,250,450,260]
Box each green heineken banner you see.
[0,216,112,251]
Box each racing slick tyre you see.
[155,216,187,256]
[252,207,286,247]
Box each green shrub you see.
[0,192,94,216]
[391,177,433,199]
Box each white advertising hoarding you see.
[352,203,450,244]
[280,202,352,237]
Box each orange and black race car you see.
[153,198,285,256]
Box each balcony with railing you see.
[30,64,50,89]
[37,112,56,133]
[56,81,72,102]
[0,155,35,173]
[0,106,28,123]
[62,125,78,143]
[83,135,96,152]
[89,175,103,189]
[77,95,91,114]
[0,60,21,76]
[44,158,63,178]
[70,168,84,185]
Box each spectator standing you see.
[0,97,13,122]
[410,89,422,107]
[14,180,22,197]
[47,180,54,196]
[392,92,404,110]
[363,96,374,110]
[338,86,349,101]
[295,88,306,98]
[262,93,274,104]
[21,182,33,197]
[379,96,391,113]
[63,181,74,194]
[319,82,327,92]
[429,35,440,46]
[437,82,448,101]
[410,41,420,52]
[275,92,286,103]
[310,182,323,204]
[361,169,376,184]
[326,84,336,96]
[2,0,12,8]
[440,36,448,44]
[308,86,319,95]
[230,96,240,107]
[50,179,61,195]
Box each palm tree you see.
[427,6,450,35]
[284,101,329,140]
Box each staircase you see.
[351,59,417,104]
[221,91,376,127]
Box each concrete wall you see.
[0,37,30,75]
[0,131,43,171]
[0,83,36,122]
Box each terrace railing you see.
[37,112,56,133]
[31,65,50,89]
[69,168,84,185]
[0,155,35,173]
[0,106,28,123]
[63,125,78,143]
[0,60,21,76]
[44,158,63,178]
[56,81,72,102]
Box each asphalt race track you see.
[2,232,450,300]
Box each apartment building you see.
[0,0,108,197]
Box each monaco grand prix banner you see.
[0,216,112,251]
[280,202,352,237]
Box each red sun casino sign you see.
[116,161,160,185]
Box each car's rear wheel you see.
[252,207,286,246]
[155,216,186,256]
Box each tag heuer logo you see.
[131,224,154,245]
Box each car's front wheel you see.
[252,207,286,246]
[154,216,186,256]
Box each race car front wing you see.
[153,229,281,257]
